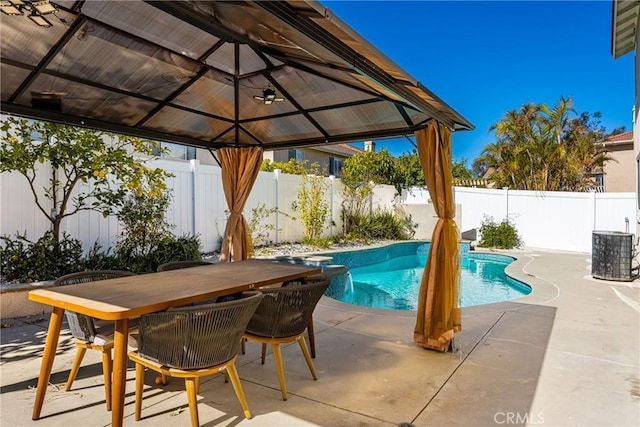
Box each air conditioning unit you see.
[591,231,634,281]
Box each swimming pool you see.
[318,242,531,310]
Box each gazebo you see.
[0,0,471,383]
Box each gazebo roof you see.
[1,0,473,150]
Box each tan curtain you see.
[218,146,263,262]
[413,121,462,351]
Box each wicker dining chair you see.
[282,266,348,359]
[53,270,136,411]
[243,278,330,400]
[128,292,263,426]
[156,260,211,272]
[155,259,216,385]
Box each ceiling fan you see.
[253,87,284,105]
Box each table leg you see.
[32,307,64,420]
[111,318,128,427]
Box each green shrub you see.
[110,189,202,273]
[115,192,174,258]
[344,209,415,242]
[301,235,334,248]
[478,216,522,249]
[82,241,121,271]
[152,234,202,265]
[260,158,307,175]
[0,232,29,282]
[0,231,83,283]
[80,233,203,274]
[0,230,202,282]
[115,234,201,274]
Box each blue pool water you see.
[318,242,531,310]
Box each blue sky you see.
[327,1,634,165]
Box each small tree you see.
[248,203,280,248]
[392,150,425,193]
[341,149,396,189]
[116,191,174,258]
[260,158,308,175]
[451,158,473,180]
[113,190,201,272]
[292,164,329,244]
[0,117,171,242]
[341,149,400,236]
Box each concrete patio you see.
[1,249,638,426]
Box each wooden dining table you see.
[28,259,321,427]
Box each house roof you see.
[598,130,633,151]
[0,0,473,151]
[603,130,633,143]
[612,0,639,58]
[309,143,363,157]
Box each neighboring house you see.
[152,142,221,166]
[153,141,367,175]
[593,131,635,192]
[453,178,491,188]
[263,142,367,177]
[611,0,640,237]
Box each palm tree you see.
[562,112,616,191]
[479,97,615,191]
[484,103,543,190]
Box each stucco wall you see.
[399,203,462,240]
[1,285,53,319]
[195,147,217,166]
[266,148,347,175]
[603,143,635,192]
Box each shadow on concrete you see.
[1,316,76,366]
[414,301,557,426]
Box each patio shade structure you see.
[414,123,461,352]
[0,0,472,148]
[1,0,472,351]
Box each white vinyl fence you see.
[401,186,636,253]
[1,157,635,254]
[0,158,346,254]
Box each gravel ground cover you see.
[204,240,385,261]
